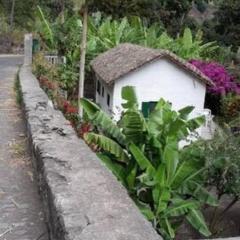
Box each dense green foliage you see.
[0,0,35,29]
[88,16,218,61]
[182,126,240,200]
[182,123,240,234]
[80,86,217,239]
[36,10,218,62]
[90,0,193,35]
[35,8,219,101]
[203,0,240,50]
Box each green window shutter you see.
[142,102,150,118]
[149,102,157,113]
[142,102,157,118]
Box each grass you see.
[14,70,23,106]
[10,140,26,157]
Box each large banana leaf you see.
[158,32,173,49]
[116,18,128,44]
[120,86,146,144]
[182,28,193,49]
[183,181,218,207]
[148,99,177,138]
[167,118,188,140]
[121,86,138,109]
[126,163,137,189]
[36,6,55,50]
[171,160,201,189]
[135,200,155,221]
[187,116,206,131]
[80,98,126,145]
[156,188,171,214]
[154,164,166,187]
[121,110,146,145]
[93,111,126,145]
[84,133,129,162]
[97,153,126,186]
[178,106,194,120]
[163,200,200,217]
[129,143,155,175]
[163,140,179,184]
[164,218,175,239]
[80,97,100,116]
[186,209,211,237]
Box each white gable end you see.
[112,58,207,119]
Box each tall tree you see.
[72,0,92,116]
[211,0,240,49]
[91,0,193,35]
[38,0,73,21]
[59,0,65,23]
[9,0,15,29]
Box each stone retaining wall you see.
[19,64,162,240]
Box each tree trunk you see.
[78,5,88,117]
[10,0,15,30]
[60,0,65,24]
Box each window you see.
[142,101,157,118]
[97,80,101,94]
[102,86,105,97]
[107,94,110,106]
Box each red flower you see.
[66,105,78,114]
[63,100,70,112]
[38,76,56,90]
[78,122,91,138]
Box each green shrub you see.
[57,64,79,95]
[221,94,240,121]
[181,125,240,234]
[88,16,218,61]
[14,72,22,105]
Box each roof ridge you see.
[91,43,213,86]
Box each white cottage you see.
[91,43,213,135]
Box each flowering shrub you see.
[189,60,240,95]
[39,76,57,90]
[78,122,91,138]
[62,100,78,114]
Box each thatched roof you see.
[91,43,213,86]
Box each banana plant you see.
[80,86,218,239]
[36,5,55,50]
[174,28,218,60]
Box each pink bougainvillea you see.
[189,60,240,95]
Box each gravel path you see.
[0,55,48,240]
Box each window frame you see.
[97,80,101,95]
[107,94,111,106]
[102,86,105,97]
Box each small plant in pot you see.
[80,86,218,239]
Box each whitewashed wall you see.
[95,76,114,116]
[112,58,207,120]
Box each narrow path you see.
[0,56,48,240]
